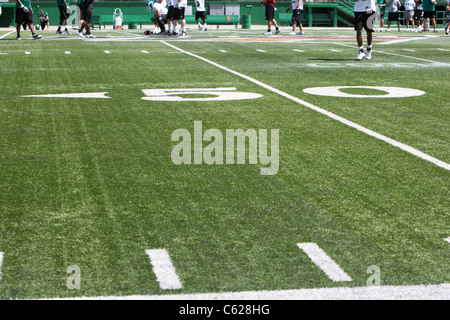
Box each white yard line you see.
[256,49,266,53]
[104,50,111,54]
[43,283,450,300]
[0,31,15,40]
[336,42,450,66]
[0,252,3,281]
[297,243,352,282]
[293,49,304,52]
[445,237,450,244]
[145,249,182,290]
[141,50,149,53]
[160,40,450,171]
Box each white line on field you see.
[141,50,149,53]
[0,252,3,280]
[293,49,304,52]
[445,237,450,244]
[219,50,228,53]
[0,53,8,55]
[43,283,450,300]
[256,49,266,53]
[65,51,71,54]
[0,31,15,40]
[25,51,31,55]
[297,243,352,282]
[329,49,341,52]
[104,50,111,54]
[436,48,450,52]
[160,40,450,171]
[145,249,182,290]
[336,42,450,66]
[402,49,415,52]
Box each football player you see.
[287,0,304,35]
[195,0,207,31]
[173,0,187,36]
[146,0,168,34]
[353,0,376,60]
[15,0,42,40]
[56,0,71,35]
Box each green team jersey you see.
[422,0,435,11]
[16,0,31,9]
[37,11,48,22]
[57,0,70,6]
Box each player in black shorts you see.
[15,0,42,40]
[262,0,280,35]
[77,0,95,38]
[354,0,376,60]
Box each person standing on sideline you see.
[195,0,207,31]
[287,0,304,35]
[172,0,187,36]
[353,0,376,60]
[413,0,424,32]
[56,0,71,35]
[377,0,387,31]
[77,0,95,38]
[404,0,416,31]
[422,0,438,32]
[386,0,401,32]
[445,4,450,35]
[262,0,280,35]
[15,0,42,40]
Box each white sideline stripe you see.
[0,31,15,40]
[44,284,450,300]
[297,243,352,282]
[22,92,110,99]
[337,42,450,66]
[160,41,450,171]
[0,252,3,280]
[256,49,266,53]
[293,49,304,52]
[145,249,182,290]
[445,237,450,244]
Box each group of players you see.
[377,0,450,33]
[145,0,207,36]
[11,0,450,62]
[15,0,95,40]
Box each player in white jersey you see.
[195,0,207,31]
[354,0,377,60]
[147,1,167,34]
[287,0,304,35]
[173,0,187,36]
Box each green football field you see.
[0,27,449,300]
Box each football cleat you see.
[275,29,280,34]
[356,50,365,61]
[263,31,272,35]
[365,49,372,60]
[32,34,42,39]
